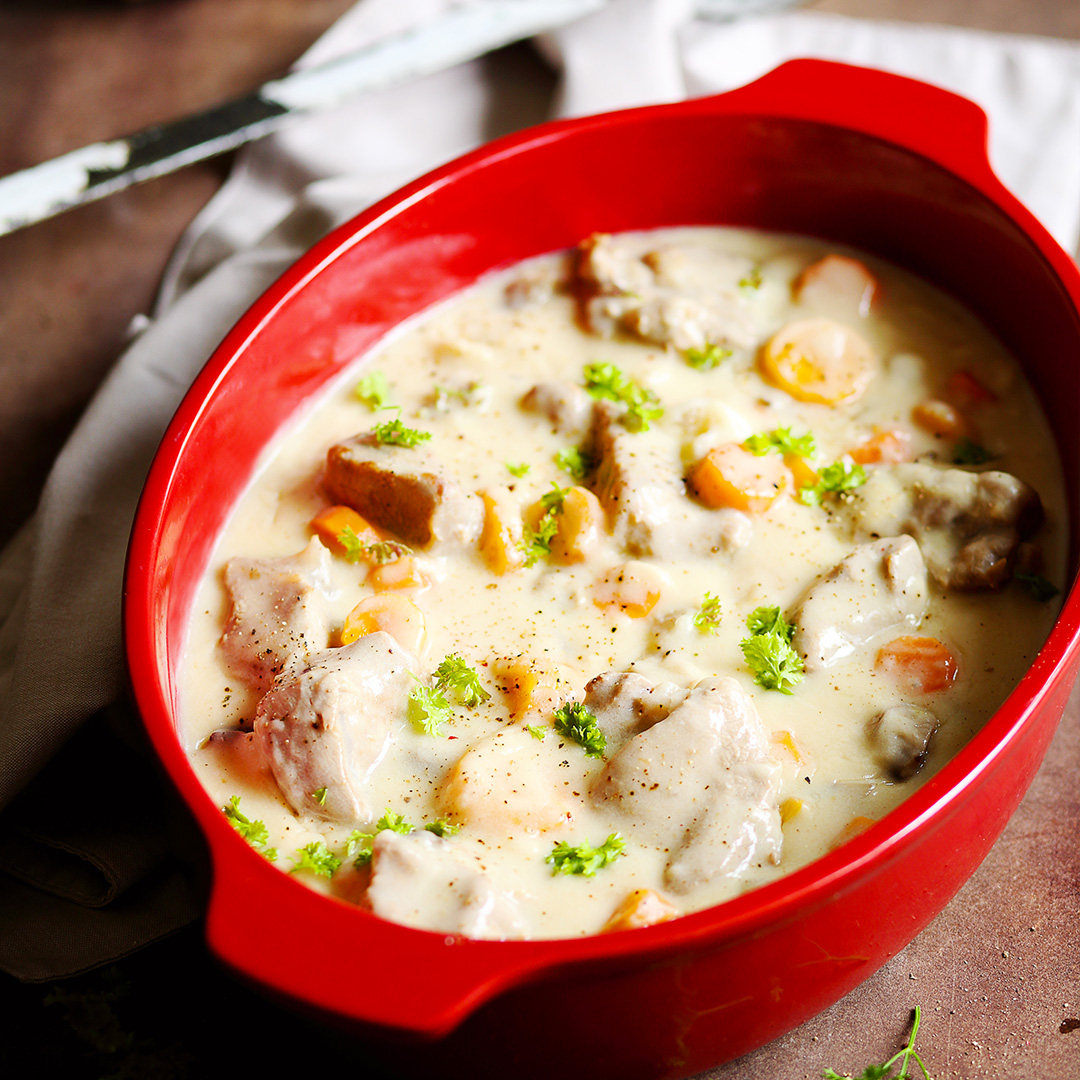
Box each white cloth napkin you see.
[1,0,1078,976]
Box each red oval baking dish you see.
[124,59,1080,1078]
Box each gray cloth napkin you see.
[1,0,1077,980]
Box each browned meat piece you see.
[573,233,757,351]
[591,676,782,895]
[792,536,928,670]
[253,631,416,824]
[590,401,752,558]
[219,538,333,691]
[867,703,939,780]
[846,463,1044,590]
[520,381,595,441]
[324,433,484,550]
[580,671,686,748]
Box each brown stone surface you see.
[0,1,1077,1077]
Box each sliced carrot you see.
[779,798,804,825]
[602,889,680,933]
[946,369,996,406]
[492,656,569,718]
[592,561,663,618]
[876,635,958,694]
[911,399,970,439]
[549,486,606,565]
[793,254,877,317]
[849,427,914,466]
[784,453,819,495]
[310,505,381,557]
[366,555,428,592]
[340,593,426,654]
[478,488,524,576]
[758,317,877,406]
[690,443,788,513]
[830,816,877,850]
[771,730,803,764]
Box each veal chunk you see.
[581,671,686,748]
[591,401,751,558]
[253,632,416,824]
[574,233,757,351]
[324,434,483,550]
[219,538,333,691]
[591,676,782,895]
[847,463,1043,589]
[792,536,928,670]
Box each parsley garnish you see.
[552,700,606,758]
[370,415,432,448]
[408,680,453,736]
[507,461,531,478]
[433,382,487,410]
[745,426,816,459]
[520,483,569,567]
[526,724,547,741]
[433,653,491,708]
[555,446,590,481]
[311,787,328,806]
[546,833,626,876]
[798,460,867,506]
[337,526,413,565]
[582,362,663,432]
[823,1006,933,1080]
[739,266,763,291]
[685,343,732,371]
[291,841,341,879]
[740,605,804,694]
[423,817,461,837]
[952,437,994,466]
[1015,572,1060,602]
[222,796,277,861]
[355,370,391,410]
[693,593,723,634]
[346,810,417,867]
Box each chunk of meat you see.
[846,463,1043,589]
[574,234,756,351]
[590,401,752,558]
[366,830,527,940]
[219,538,333,691]
[581,671,686,748]
[253,632,416,823]
[324,434,484,550]
[591,676,782,894]
[792,536,928,670]
[867,703,939,780]
[520,381,595,440]
[439,725,575,834]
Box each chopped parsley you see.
[347,810,417,867]
[740,605,804,694]
[370,415,431,448]
[337,526,413,565]
[355,370,391,410]
[952,437,994,466]
[582,362,663,432]
[798,459,867,506]
[546,833,627,876]
[739,266,763,291]
[407,679,453,735]
[1016,572,1060,602]
[520,483,570,567]
[685,343,732,371]
[506,461,531,478]
[526,724,547,741]
[433,382,488,410]
[222,795,277,861]
[693,592,723,634]
[552,700,606,758]
[745,426,816,459]
[311,787,328,806]
[433,653,491,708]
[823,1005,932,1080]
[555,446,590,481]
[291,841,341,879]
[424,817,460,838]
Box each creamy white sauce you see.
[180,227,1065,939]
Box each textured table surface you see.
[1,2,1077,1078]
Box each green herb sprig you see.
[546,833,626,876]
[823,1006,933,1080]
[798,460,867,506]
[740,605,804,694]
[746,426,816,459]
[693,593,723,634]
[222,795,277,861]
[583,362,663,432]
[552,700,606,758]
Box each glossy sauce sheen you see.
[181,228,1065,939]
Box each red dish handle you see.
[698,58,1000,196]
